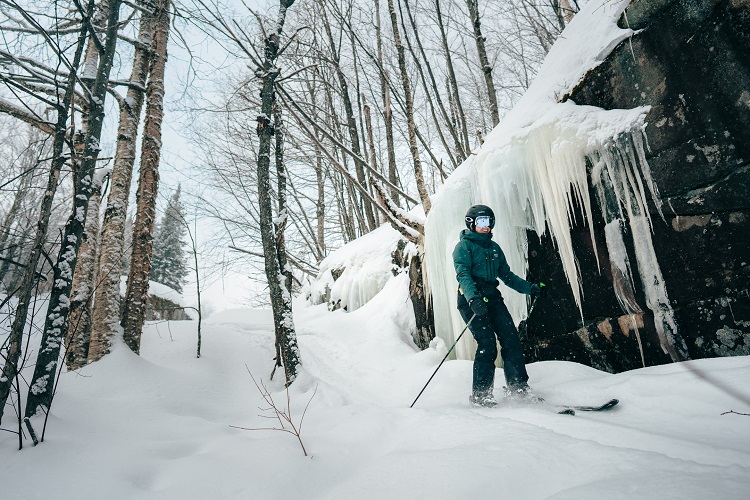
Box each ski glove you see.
[469,297,489,316]
[530,282,547,298]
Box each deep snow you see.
[2,0,748,497]
[2,278,749,499]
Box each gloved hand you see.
[469,297,489,316]
[530,282,547,298]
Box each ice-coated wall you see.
[424,103,680,359]
[423,0,690,360]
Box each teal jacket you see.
[452,229,533,302]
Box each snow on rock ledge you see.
[119,276,193,320]
[304,224,416,312]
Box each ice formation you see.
[424,0,689,361]
[305,224,416,312]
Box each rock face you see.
[524,0,750,372]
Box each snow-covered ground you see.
[2,0,748,497]
[2,277,749,499]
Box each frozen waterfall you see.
[423,0,689,362]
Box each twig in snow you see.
[230,367,317,457]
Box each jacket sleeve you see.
[496,245,533,295]
[453,240,479,302]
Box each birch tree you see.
[64,170,106,370]
[25,0,124,421]
[120,0,172,356]
[87,1,158,362]
[387,0,431,215]
[0,1,90,429]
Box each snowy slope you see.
[2,281,749,499]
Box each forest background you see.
[0,0,579,427]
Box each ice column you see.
[591,133,689,362]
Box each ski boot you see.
[503,384,545,404]
[469,392,498,408]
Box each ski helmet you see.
[465,204,495,232]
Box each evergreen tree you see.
[150,185,188,293]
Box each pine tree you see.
[150,185,188,293]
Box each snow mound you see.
[304,224,415,312]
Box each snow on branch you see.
[0,98,55,134]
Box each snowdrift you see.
[2,289,749,498]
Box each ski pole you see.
[410,313,477,408]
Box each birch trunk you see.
[402,0,463,166]
[466,0,499,127]
[303,75,326,259]
[257,0,300,384]
[120,0,171,355]
[88,6,156,362]
[386,0,431,214]
[363,101,386,224]
[25,0,123,420]
[373,0,399,205]
[0,25,88,425]
[435,0,470,154]
[317,0,376,231]
[65,175,104,370]
[314,140,326,258]
[55,0,112,369]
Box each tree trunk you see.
[25,0,123,420]
[119,0,171,356]
[88,4,156,361]
[272,98,299,381]
[373,0,400,205]
[314,140,326,259]
[317,0,376,231]
[386,0,431,215]
[0,25,88,425]
[40,0,108,354]
[466,0,499,127]
[256,0,300,385]
[409,252,434,349]
[402,0,463,166]
[435,0,470,154]
[363,100,386,224]
[65,175,104,370]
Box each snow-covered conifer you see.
[150,185,188,293]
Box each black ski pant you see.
[457,290,529,396]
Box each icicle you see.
[426,104,690,362]
[422,0,693,362]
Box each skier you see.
[453,204,545,407]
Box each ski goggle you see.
[475,215,492,228]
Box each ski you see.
[556,398,619,413]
